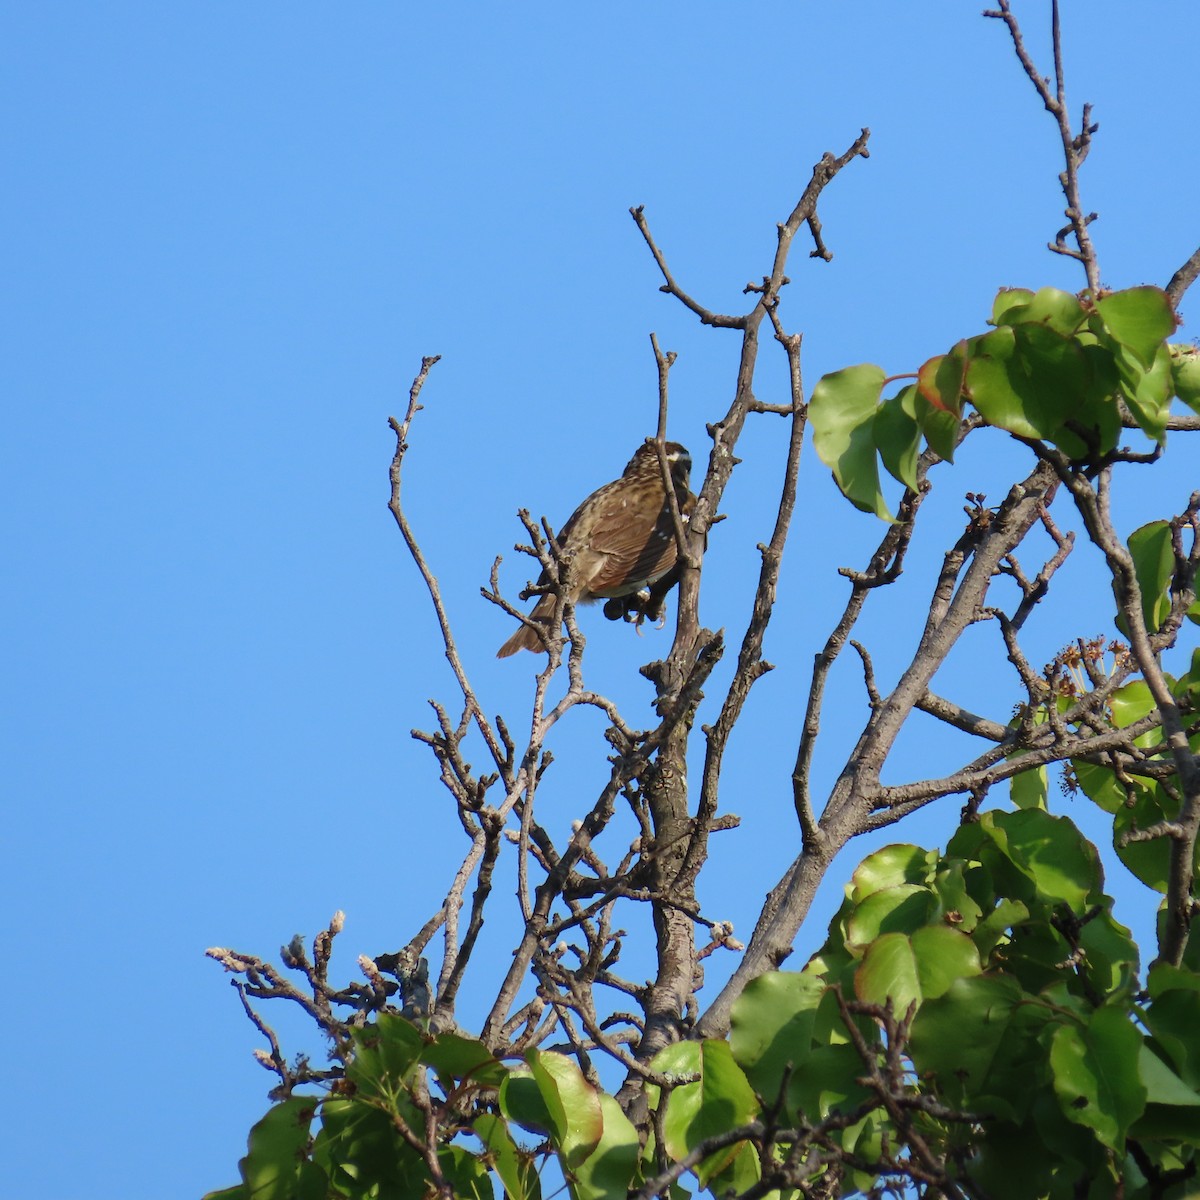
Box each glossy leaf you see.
[1077,903,1139,993]
[1124,520,1174,635]
[855,932,920,1012]
[1071,758,1126,815]
[914,389,961,462]
[1095,286,1175,368]
[874,383,921,491]
[1049,1007,1146,1150]
[972,897,1030,958]
[1003,285,1086,335]
[917,341,969,415]
[347,1013,425,1102]
[1117,342,1174,442]
[1109,679,1158,730]
[1009,764,1048,811]
[993,808,1098,913]
[1170,342,1200,414]
[1112,783,1176,893]
[473,1113,542,1200]
[439,1144,497,1200]
[527,1051,604,1171]
[848,844,935,901]
[844,883,935,950]
[909,974,1024,1103]
[224,1098,321,1200]
[809,364,892,518]
[571,1095,641,1200]
[652,1040,760,1189]
[498,1067,554,1136]
[422,1032,508,1089]
[1143,987,1200,1089]
[730,971,825,1103]
[1138,1044,1200,1107]
[932,860,984,932]
[966,327,1045,438]
[315,1098,428,1196]
[990,287,1035,326]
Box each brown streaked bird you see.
[497,441,696,657]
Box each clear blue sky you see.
[5,4,1197,1196]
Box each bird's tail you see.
[496,593,558,658]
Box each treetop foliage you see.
[205,4,1200,1197]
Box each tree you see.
[204,4,1200,1196]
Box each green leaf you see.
[1003,286,1086,335]
[1048,1007,1146,1150]
[1137,1044,1200,1107]
[990,287,1035,326]
[702,1131,763,1199]
[314,1097,428,1196]
[1012,323,1091,441]
[422,1032,508,1089]
[1077,903,1139,993]
[1095,286,1175,368]
[473,1113,542,1200]
[526,1051,604,1172]
[1148,962,1200,998]
[730,971,826,1103]
[1109,679,1157,729]
[571,1095,641,1200]
[932,860,984,932]
[909,974,1025,1104]
[1010,764,1048,811]
[1071,758,1126,815]
[994,808,1099,913]
[652,1041,760,1189]
[910,925,983,999]
[229,1098,321,1200]
[917,342,969,416]
[972,898,1030,959]
[1169,342,1200,414]
[966,327,1044,439]
[1117,342,1173,442]
[1112,782,1175,893]
[787,1042,872,1121]
[438,1144,496,1200]
[973,1002,1060,1126]
[810,364,892,518]
[498,1067,554,1136]
[855,932,920,1013]
[854,926,981,1015]
[347,1013,425,1103]
[1124,520,1174,635]
[1132,1047,1200,1142]
[844,884,936,950]
[874,384,921,491]
[848,844,935,902]
[914,389,961,462]
[1144,987,1200,1089]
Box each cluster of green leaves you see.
[790,812,1199,1199]
[202,1008,640,1200]
[206,802,1200,1200]
[809,285,1198,518]
[1068,647,1200,902]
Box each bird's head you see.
[627,440,692,490]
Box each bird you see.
[497,441,696,657]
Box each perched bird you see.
[497,441,696,657]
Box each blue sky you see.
[5,4,1198,1196]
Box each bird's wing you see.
[584,500,677,597]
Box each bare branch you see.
[984,0,1101,293]
[1167,244,1200,310]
